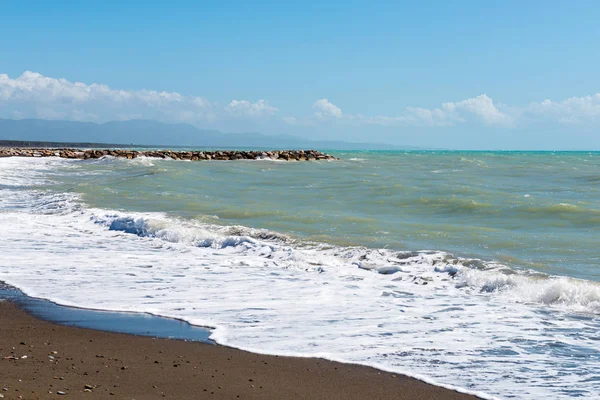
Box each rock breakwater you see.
[0,148,338,161]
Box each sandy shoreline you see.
[0,301,480,399]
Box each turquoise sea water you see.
[1,150,599,399]
[71,151,600,280]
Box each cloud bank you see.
[1,71,600,133]
[0,71,271,124]
[226,99,278,117]
[310,94,511,127]
[527,94,600,124]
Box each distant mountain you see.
[0,119,417,150]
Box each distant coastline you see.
[0,118,421,151]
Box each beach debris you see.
[57,391,67,395]
[84,384,97,392]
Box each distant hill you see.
[0,119,417,150]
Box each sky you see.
[1,0,600,149]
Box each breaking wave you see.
[2,155,600,399]
[89,212,600,315]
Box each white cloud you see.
[0,71,208,108]
[226,99,278,117]
[4,70,600,133]
[526,94,600,123]
[330,93,600,129]
[0,71,276,125]
[441,94,510,125]
[313,98,343,119]
[311,94,510,127]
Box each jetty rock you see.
[0,148,338,161]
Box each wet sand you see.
[0,301,480,399]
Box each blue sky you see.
[1,0,600,149]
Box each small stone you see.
[57,391,67,395]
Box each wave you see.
[457,268,600,313]
[0,156,66,187]
[3,157,600,315]
[514,202,600,216]
[2,199,598,398]
[3,156,600,398]
[87,211,600,316]
[391,195,600,225]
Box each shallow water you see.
[0,283,213,342]
[1,152,599,399]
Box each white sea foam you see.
[127,155,168,166]
[0,156,67,187]
[1,157,599,399]
[457,268,600,313]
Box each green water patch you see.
[47,151,600,282]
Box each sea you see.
[1,151,599,399]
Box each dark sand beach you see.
[0,301,479,399]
